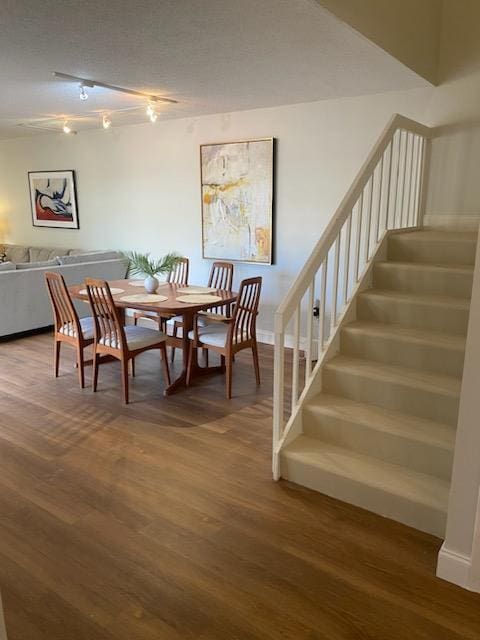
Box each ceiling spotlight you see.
[79,84,88,100]
[146,102,155,117]
[102,115,111,129]
[63,121,72,134]
[149,111,158,123]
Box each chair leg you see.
[131,358,136,377]
[203,347,209,366]
[252,343,261,385]
[160,343,171,387]
[186,342,195,386]
[54,340,61,377]
[220,354,225,372]
[133,314,138,326]
[225,353,233,399]
[76,344,85,389]
[92,351,99,392]
[122,358,130,404]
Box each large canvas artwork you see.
[29,170,79,229]
[201,138,274,264]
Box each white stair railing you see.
[273,114,433,479]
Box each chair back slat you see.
[232,277,262,345]
[208,261,234,290]
[45,272,81,337]
[85,278,125,350]
[208,261,234,315]
[168,257,189,285]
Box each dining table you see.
[69,278,238,395]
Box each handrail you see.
[272,113,434,479]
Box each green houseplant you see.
[124,251,179,293]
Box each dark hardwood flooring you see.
[0,332,480,639]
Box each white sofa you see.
[0,244,128,338]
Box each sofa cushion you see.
[29,246,69,262]
[4,245,29,263]
[16,259,59,270]
[0,261,16,271]
[57,251,119,265]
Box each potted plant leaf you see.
[124,251,180,293]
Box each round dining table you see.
[69,279,238,395]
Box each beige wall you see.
[317,0,443,84]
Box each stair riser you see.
[322,366,459,426]
[373,263,473,299]
[340,329,465,378]
[388,235,477,264]
[280,454,446,538]
[303,408,453,480]
[357,294,469,335]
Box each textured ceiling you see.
[0,0,428,139]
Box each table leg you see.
[164,310,194,395]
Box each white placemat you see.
[120,294,168,303]
[176,294,222,304]
[176,286,218,294]
[128,280,167,287]
[79,287,124,295]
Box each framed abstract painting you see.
[28,170,79,229]
[200,138,274,264]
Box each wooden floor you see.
[1,332,480,640]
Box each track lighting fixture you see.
[63,121,72,134]
[146,102,154,117]
[102,115,111,129]
[149,111,158,123]
[79,84,88,100]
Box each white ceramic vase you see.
[144,275,159,294]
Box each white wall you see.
[0,88,433,338]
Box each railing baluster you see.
[375,156,384,243]
[412,136,422,226]
[343,213,352,305]
[331,235,340,330]
[291,306,301,411]
[406,133,416,226]
[392,129,402,228]
[272,329,285,479]
[305,277,315,381]
[318,259,327,352]
[400,132,409,227]
[354,193,363,283]
[363,176,373,263]
[384,138,394,231]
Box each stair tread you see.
[360,288,470,309]
[377,260,474,274]
[305,393,455,450]
[393,230,477,242]
[283,436,450,511]
[342,320,466,352]
[324,355,461,398]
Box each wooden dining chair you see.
[187,276,262,399]
[169,261,234,363]
[133,256,189,329]
[85,278,171,404]
[45,271,94,389]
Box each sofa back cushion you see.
[0,261,16,271]
[16,259,59,270]
[29,246,69,262]
[4,245,29,263]
[57,251,119,265]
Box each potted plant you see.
[124,251,180,293]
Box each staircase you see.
[280,229,476,537]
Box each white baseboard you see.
[423,214,480,231]
[436,543,474,590]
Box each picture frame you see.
[200,138,274,264]
[28,170,79,229]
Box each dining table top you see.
[69,279,238,315]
